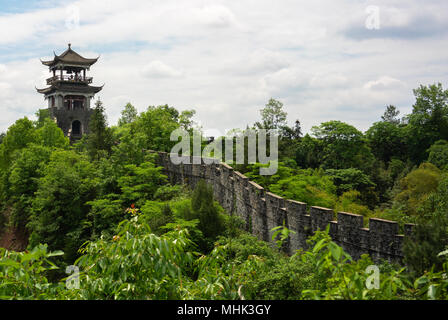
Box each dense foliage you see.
[1,83,448,300]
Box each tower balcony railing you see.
[46,75,93,85]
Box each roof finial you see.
[68,43,71,49]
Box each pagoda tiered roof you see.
[40,44,99,68]
[36,82,104,95]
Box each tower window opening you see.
[73,100,83,109]
[64,96,85,110]
[64,99,71,110]
[72,120,81,135]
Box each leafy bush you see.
[244,163,338,208]
[190,180,225,241]
[394,162,441,216]
[117,160,168,207]
[402,173,448,275]
[154,184,184,201]
[335,190,372,217]
[246,256,316,300]
[0,244,64,299]
[72,213,195,299]
[27,150,99,263]
[85,197,124,239]
[175,180,226,252]
[297,227,411,300]
[428,140,448,169]
[141,201,175,235]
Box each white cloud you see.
[310,73,348,88]
[364,76,405,90]
[141,61,183,78]
[0,0,447,135]
[190,5,237,28]
[0,82,12,97]
[262,68,311,95]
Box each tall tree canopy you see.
[406,83,448,164]
[311,120,374,171]
[85,99,114,160]
[381,105,401,124]
[255,98,288,131]
[366,120,407,164]
[118,103,138,126]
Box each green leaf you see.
[47,250,64,257]
[437,249,448,257]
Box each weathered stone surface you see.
[310,206,334,232]
[156,151,411,263]
[337,212,364,260]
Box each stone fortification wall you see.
[155,152,415,263]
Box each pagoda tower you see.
[36,44,103,142]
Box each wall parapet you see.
[154,152,412,263]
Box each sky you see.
[0,0,447,137]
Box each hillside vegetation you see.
[1,83,448,299]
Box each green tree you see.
[428,140,448,169]
[0,118,36,170]
[299,227,411,300]
[366,121,407,164]
[403,173,448,276]
[325,168,378,209]
[281,119,302,140]
[278,119,302,161]
[85,197,124,239]
[255,98,287,131]
[244,164,338,208]
[295,134,323,169]
[269,172,337,209]
[117,159,168,207]
[189,180,225,250]
[110,125,147,166]
[381,105,401,124]
[28,150,99,263]
[0,244,64,299]
[179,109,197,131]
[35,119,69,148]
[72,213,194,300]
[85,99,114,160]
[34,109,51,128]
[325,168,376,196]
[394,163,441,216]
[311,120,374,171]
[7,145,53,229]
[118,102,138,126]
[406,83,448,164]
[403,213,448,277]
[130,105,181,152]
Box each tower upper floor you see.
[36,44,103,142]
[36,44,103,99]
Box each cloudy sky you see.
[0,0,447,136]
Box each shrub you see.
[0,244,64,299]
[141,201,175,235]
